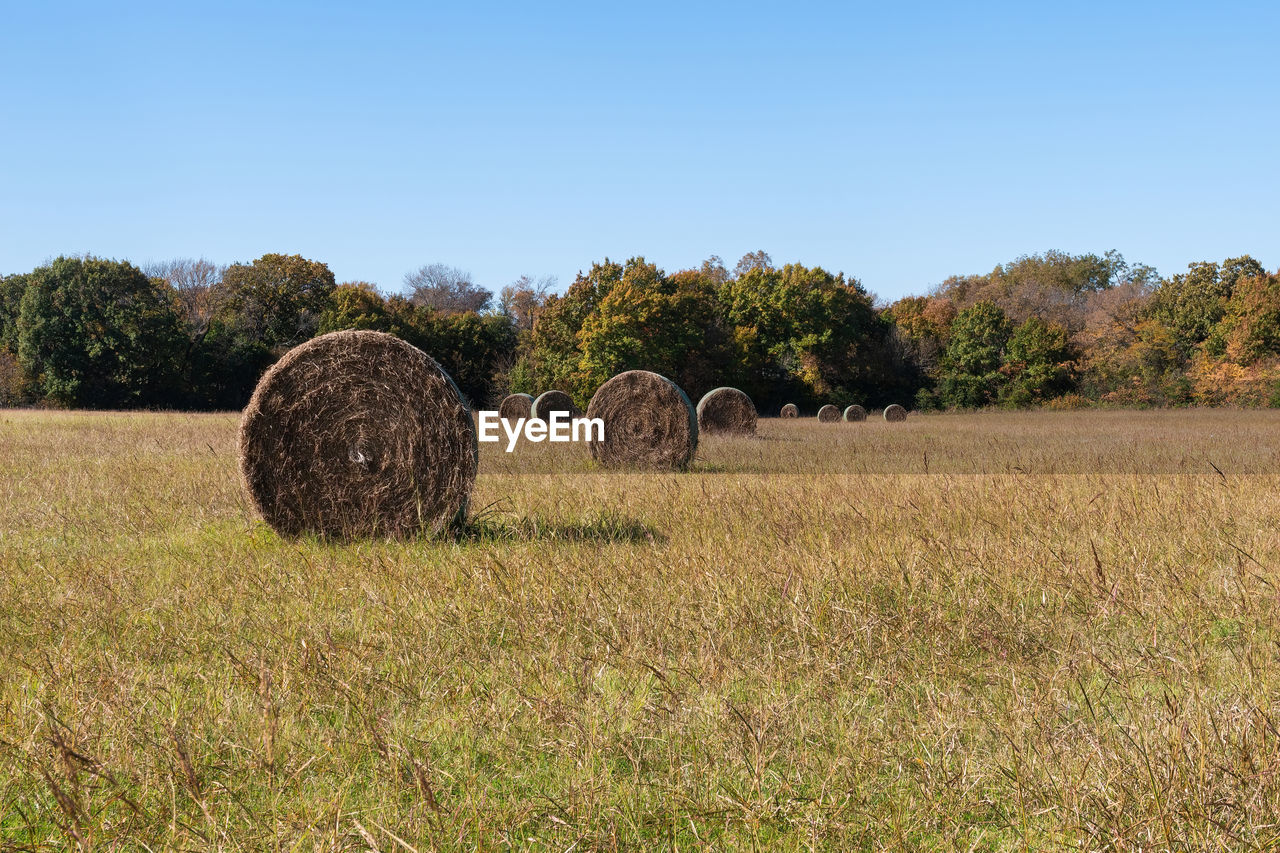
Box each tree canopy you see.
[1,246,1276,412]
[16,256,187,407]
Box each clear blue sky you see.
[2,1,1276,302]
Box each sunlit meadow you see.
[3,409,1280,850]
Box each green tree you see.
[1,273,29,354]
[16,256,187,408]
[936,301,1012,407]
[0,275,29,404]
[319,284,517,406]
[577,265,729,402]
[526,259,627,395]
[187,253,337,408]
[318,282,393,333]
[218,253,336,351]
[990,249,1156,298]
[186,321,272,409]
[1149,256,1266,356]
[1130,320,1189,402]
[1208,270,1280,363]
[718,266,794,395]
[719,263,885,408]
[400,310,517,407]
[1000,317,1074,406]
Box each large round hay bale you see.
[499,392,533,422]
[843,404,867,422]
[238,330,477,539]
[883,403,907,422]
[696,387,757,436]
[585,370,697,469]
[780,403,799,419]
[817,404,840,422]
[532,389,580,420]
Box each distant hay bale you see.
[586,370,697,469]
[238,330,477,539]
[817,404,841,422]
[780,403,799,419]
[843,405,867,422]
[499,392,533,421]
[696,387,757,436]
[883,403,907,422]
[532,389,580,420]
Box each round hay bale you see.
[843,404,867,422]
[532,389,580,420]
[238,330,477,539]
[883,403,907,422]
[780,403,799,419]
[817,404,841,422]
[586,370,697,469]
[696,387,757,436]
[499,392,533,422]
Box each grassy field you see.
[3,408,1280,850]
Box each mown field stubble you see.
[3,409,1280,850]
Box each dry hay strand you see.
[883,403,908,422]
[499,392,533,421]
[780,403,799,419]
[843,404,867,422]
[532,389,580,420]
[695,387,757,436]
[817,404,841,422]
[238,330,477,539]
[586,370,697,470]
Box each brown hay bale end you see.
[843,404,867,422]
[696,387,757,436]
[586,370,697,469]
[238,330,477,539]
[883,403,907,422]
[817,404,840,422]
[499,392,533,421]
[780,403,799,419]
[532,389,580,420]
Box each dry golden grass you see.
[3,408,1280,850]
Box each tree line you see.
[0,248,1275,411]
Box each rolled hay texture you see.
[780,403,799,419]
[586,370,698,469]
[883,403,908,422]
[499,392,533,422]
[843,404,867,422]
[532,389,581,420]
[238,330,477,539]
[696,387,757,436]
[817,404,841,422]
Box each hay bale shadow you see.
[460,510,665,545]
[261,510,665,546]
